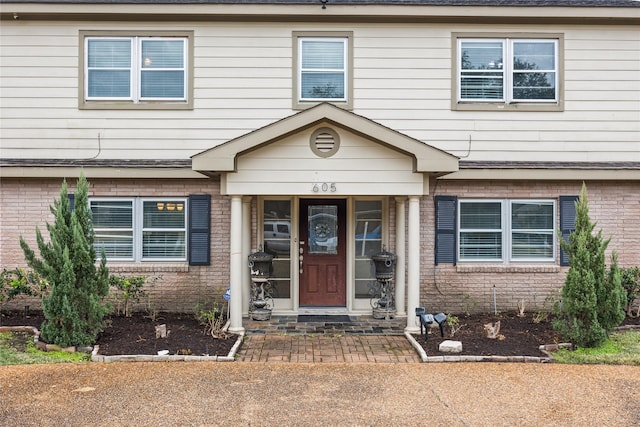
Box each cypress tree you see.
[599,252,626,332]
[555,183,626,348]
[20,173,109,347]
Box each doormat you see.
[297,315,351,323]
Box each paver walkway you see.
[238,334,419,362]
[237,315,421,362]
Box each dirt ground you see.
[2,362,640,426]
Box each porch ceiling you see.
[191,103,459,176]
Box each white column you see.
[405,195,420,332]
[241,196,252,316]
[228,195,245,333]
[394,197,406,316]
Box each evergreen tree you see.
[555,183,626,348]
[599,253,626,332]
[20,173,109,347]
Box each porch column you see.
[229,195,245,333]
[395,197,406,316]
[241,196,252,316]
[405,195,420,332]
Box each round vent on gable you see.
[310,127,340,158]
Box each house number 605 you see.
[312,183,337,193]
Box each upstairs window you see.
[293,32,352,109]
[453,34,562,111]
[80,31,193,109]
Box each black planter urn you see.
[371,250,396,280]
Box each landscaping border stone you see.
[406,331,562,363]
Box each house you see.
[1,0,638,333]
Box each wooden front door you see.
[299,199,346,307]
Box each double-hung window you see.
[458,200,555,262]
[91,198,187,261]
[293,32,352,109]
[81,31,192,109]
[453,34,562,111]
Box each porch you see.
[239,315,418,363]
[192,103,459,334]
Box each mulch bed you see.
[95,313,237,356]
[1,311,237,357]
[413,311,640,357]
[413,312,564,357]
[2,310,639,358]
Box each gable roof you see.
[191,103,458,175]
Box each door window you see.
[308,205,338,254]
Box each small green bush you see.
[620,266,640,317]
[195,301,228,339]
[109,275,151,317]
[0,268,43,312]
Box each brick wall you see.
[1,177,638,315]
[419,179,640,313]
[0,177,231,313]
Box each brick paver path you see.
[237,334,420,363]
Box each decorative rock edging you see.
[0,325,93,354]
[91,332,245,363]
[1,324,244,361]
[405,331,567,363]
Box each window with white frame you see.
[354,200,383,299]
[83,34,189,105]
[456,36,560,106]
[294,33,352,108]
[91,198,187,261]
[458,200,555,262]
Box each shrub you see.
[195,301,228,339]
[0,268,43,313]
[620,266,640,317]
[19,173,110,347]
[109,275,152,317]
[554,183,626,348]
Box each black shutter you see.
[435,195,457,265]
[559,195,578,266]
[188,194,211,266]
[68,193,75,211]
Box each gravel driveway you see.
[1,362,638,426]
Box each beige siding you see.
[1,21,638,163]
[227,125,424,195]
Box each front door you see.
[299,199,346,306]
